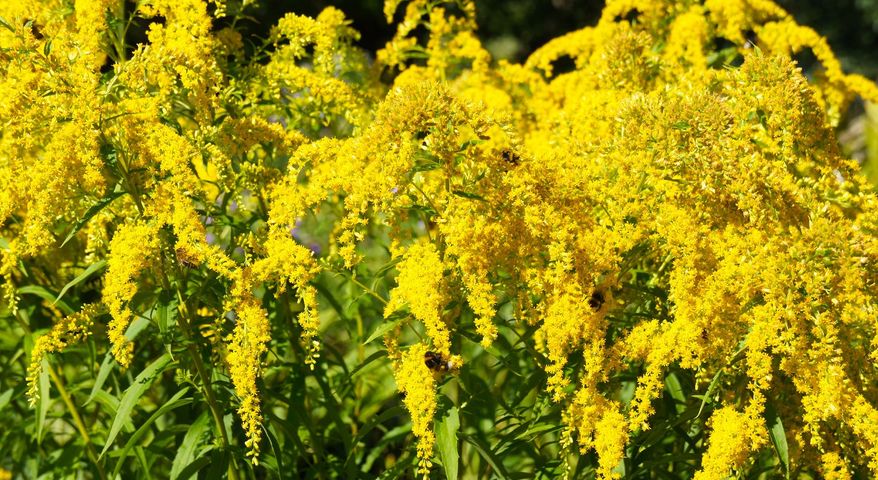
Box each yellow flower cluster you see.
[388,341,438,478]
[6,0,878,475]
[26,304,103,404]
[251,228,321,366]
[385,241,451,356]
[694,405,766,480]
[2,0,317,462]
[225,274,271,463]
[562,385,628,478]
[269,0,878,476]
[104,221,162,368]
[257,7,374,130]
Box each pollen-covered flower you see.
[104,221,161,368]
[385,241,451,357]
[694,405,766,480]
[26,304,103,404]
[6,0,878,477]
[251,227,321,366]
[391,342,438,478]
[225,280,271,463]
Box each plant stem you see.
[14,308,107,479]
[347,274,387,305]
[178,312,243,480]
[47,365,108,480]
[158,251,242,480]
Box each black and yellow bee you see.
[176,247,198,269]
[25,19,44,40]
[501,149,521,167]
[588,291,605,311]
[197,321,222,344]
[424,351,454,373]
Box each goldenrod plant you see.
[2,0,878,478]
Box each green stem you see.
[17,312,106,480]
[47,365,108,480]
[411,181,441,219]
[114,147,145,215]
[158,251,241,480]
[347,274,388,306]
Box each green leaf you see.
[204,449,230,479]
[664,372,686,407]
[54,260,107,305]
[363,316,405,345]
[451,190,486,202]
[768,408,790,478]
[61,190,125,248]
[461,433,509,480]
[457,138,483,151]
[125,316,151,340]
[349,350,388,380]
[152,292,178,337]
[262,423,285,476]
[170,412,211,480]
[412,162,441,172]
[86,316,150,406]
[861,102,878,188]
[88,389,122,415]
[36,358,50,443]
[173,456,213,480]
[436,406,460,480]
[0,16,14,32]
[85,353,115,406]
[376,452,416,480]
[0,388,13,412]
[43,38,52,56]
[633,402,701,455]
[372,257,402,281]
[133,447,152,479]
[112,387,193,478]
[412,150,442,172]
[671,120,690,131]
[100,353,174,458]
[18,285,74,315]
[696,368,724,418]
[343,405,407,473]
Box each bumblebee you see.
[175,247,198,269]
[197,321,222,344]
[588,291,605,311]
[424,351,454,373]
[25,20,44,40]
[500,149,520,166]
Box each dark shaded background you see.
[244,0,878,76]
